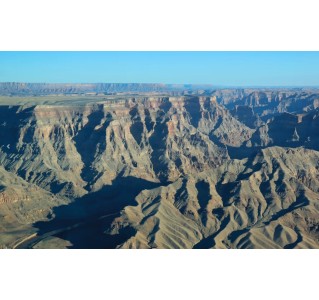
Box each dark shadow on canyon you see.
[73,108,112,187]
[32,175,162,249]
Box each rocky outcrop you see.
[247,108,319,150]
[215,89,319,122]
[0,93,318,249]
[113,147,319,249]
[0,96,253,194]
[230,105,261,129]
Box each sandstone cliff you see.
[0,93,318,249]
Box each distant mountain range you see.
[0,82,219,95]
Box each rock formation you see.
[0,87,318,249]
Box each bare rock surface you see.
[0,89,318,248]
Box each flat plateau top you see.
[0,94,172,106]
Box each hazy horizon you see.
[1,82,319,89]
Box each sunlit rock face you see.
[0,89,319,249]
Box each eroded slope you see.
[0,95,318,248]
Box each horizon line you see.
[1,82,319,89]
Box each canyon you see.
[0,84,319,248]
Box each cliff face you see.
[215,89,319,120]
[0,94,319,249]
[0,96,252,194]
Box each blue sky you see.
[0,51,319,86]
